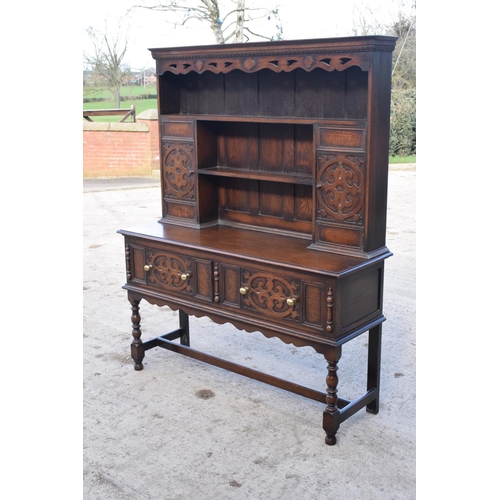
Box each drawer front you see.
[216,260,327,332]
[144,247,194,296]
[125,239,329,334]
[126,244,213,301]
[240,267,302,324]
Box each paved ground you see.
[83,167,416,499]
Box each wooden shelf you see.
[161,113,366,127]
[198,166,313,185]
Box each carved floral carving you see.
[162,143,195,200]
[242,271,299,320]
[317,154,365,224]
[146,250,193,293]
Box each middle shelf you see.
[197,166,313,185]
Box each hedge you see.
[389,88,416,157]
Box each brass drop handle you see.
[239,286,249,295]
[287,297,297,307]
[144,264,153,272]
[181,273,191,281]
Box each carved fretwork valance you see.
[156,53,368,75]
[151,36,397,76]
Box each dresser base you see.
[128,297,382,446]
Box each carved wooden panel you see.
[161,120,194,139]
[127,244,146,284]
[145,249,193,295]
[316,153,365,225]
[241,269,300,322]
[318,127,366,152]
[194,259,213,301]
[162,142,195,201]
[220,264,240,308]
[303,282,324,329]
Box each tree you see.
[349,1,416,156]
[133,0,282,44]
[390,11,416,90]
[84,21,132,108]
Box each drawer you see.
[240,267,302,323]
[126,243,213,302]
[217,262,326,332]
[144,247,194,295]
[125,240,328,334]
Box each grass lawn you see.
[83,99,158,121]
[389,154,416,164]
[83,85,157,122]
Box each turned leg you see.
[323,346,342,445]
[366,324,382,414]
[179,309,190,346]
[130,299,145,371]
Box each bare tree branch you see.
[132,0,281,44]
[84,22,131,107]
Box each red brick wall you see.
[83,112,159,178]
[140,111,160,171]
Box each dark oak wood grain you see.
[119,36,397,446]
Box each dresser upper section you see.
[149,36,397,76]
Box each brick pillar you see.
[137,109,160,174]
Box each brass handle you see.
[286,297,297,307]
[239,286,249,295]
[181,273,191,281]
[144,264,153,272]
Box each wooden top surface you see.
[118,222,391,277]
[149,36,398,57]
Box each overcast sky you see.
[83,0,407,70]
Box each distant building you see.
[83,68,156,87]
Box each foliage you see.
[348,1,416,155]
[390,11,416,90]
[389,88,416,157]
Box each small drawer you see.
[239,267,302,323]
[317,126,366,152]
[143,247,195,296]
[126,242,214,301]
[161,119,194,140]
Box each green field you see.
[389,154,416,164]
[83,85,157,122]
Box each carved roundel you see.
[317,154,364,224]
[162,143,195,200]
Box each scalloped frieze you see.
[132,291,331,356]
[157,53,368,75]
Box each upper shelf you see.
[161,114,367,127]
[159,63,370,120]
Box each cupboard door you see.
[316,152,365,224]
